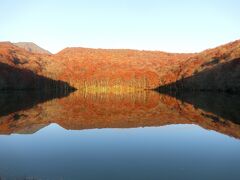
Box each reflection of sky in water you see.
[0,124,240,180]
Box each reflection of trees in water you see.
[0,90,73,117]
[160,91,240,125]
[0,90,240,139]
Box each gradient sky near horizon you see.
[1,0,240,53]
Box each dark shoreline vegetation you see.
[155,57,240,94]
[154,56,240,94]
[0,62,76,91]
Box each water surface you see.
[0,91,239,180]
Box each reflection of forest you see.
[0,90,240,139]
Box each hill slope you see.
[157,40,240,92]
[0,42,73,90]
[0,40,239,92]
[14,42,51,55]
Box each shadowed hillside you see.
[156,41,240,93]
[0,62,75,91]
[156,58,240,93]
[0,42,75,91]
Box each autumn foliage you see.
[0,40,239,91]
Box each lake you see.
[0,90,240,180]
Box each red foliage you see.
[0,40,240,90]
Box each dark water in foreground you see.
[0,91,240,180]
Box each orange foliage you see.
[0,40,240,90]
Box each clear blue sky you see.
[1,0,240,53]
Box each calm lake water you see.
[0,90,240,180]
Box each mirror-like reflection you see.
[0,90,240,138]
[0,90,240,180]
[0,90,73,117]
[161,91,240,125]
